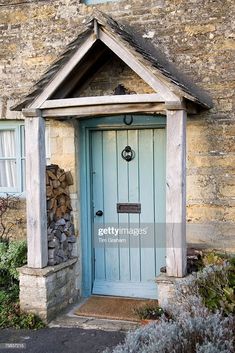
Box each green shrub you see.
[196,260,235,315]
[0,288,45,329]
[0,240,27,288]
[190,252,235,315]
[202,251,229,267]
[173,259,235,316]
[0,239,45,329]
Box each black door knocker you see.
[121,146,135,162]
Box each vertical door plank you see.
[117,130,130,282]
[139,129,155,282]
[103,130,119,281]
[92,131,105,281]
[128,129,141,282]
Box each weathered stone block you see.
[156,274,182,308]
[19,274,46,289]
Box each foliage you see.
[202,251,229,266]
[0,240,27,288]
[0,194,21,242]
[134,303,165,320]
[0,288,45,329]
[106,279,235,353]
[106,253,235,353]
[0,239,45,329]
[197,263,235,315]
[170,257,235,315]
[177,254,235,316]
[105,311,234,353]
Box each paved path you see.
[0,328,125,353]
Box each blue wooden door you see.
[91,128,166,299]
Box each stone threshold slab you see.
[49,301,139,332]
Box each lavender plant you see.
[105,262,235,353]
[105,309,234,353]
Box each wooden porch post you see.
[166,108,187,277]
[23,109,48,268]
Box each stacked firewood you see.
[46,164,73,222]
[46,165,76,266]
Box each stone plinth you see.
[156,273,183,308]
[18,257,79,323]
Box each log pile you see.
[46,165,76,266]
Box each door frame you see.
[79,114,166,297]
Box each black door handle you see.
[96,210,103,217]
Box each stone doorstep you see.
[17,257,78,277]
[49,301,139,332]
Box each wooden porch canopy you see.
[11,11,212,277]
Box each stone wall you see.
[79,56,155,97]
[0,0,234,251]
[1,199,26,240]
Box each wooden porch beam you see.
[41,102,165,118]
[40,94,164,109]
[24,110,48,268]
[166,109,187,277]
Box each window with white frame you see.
[0,122,50,194]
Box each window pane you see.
[20,125,25,157]
[21,159,25,191]
[0,130,16,158]
[0,160,17,188]
[45,125,50,161]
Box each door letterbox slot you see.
[117,203,141,214]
